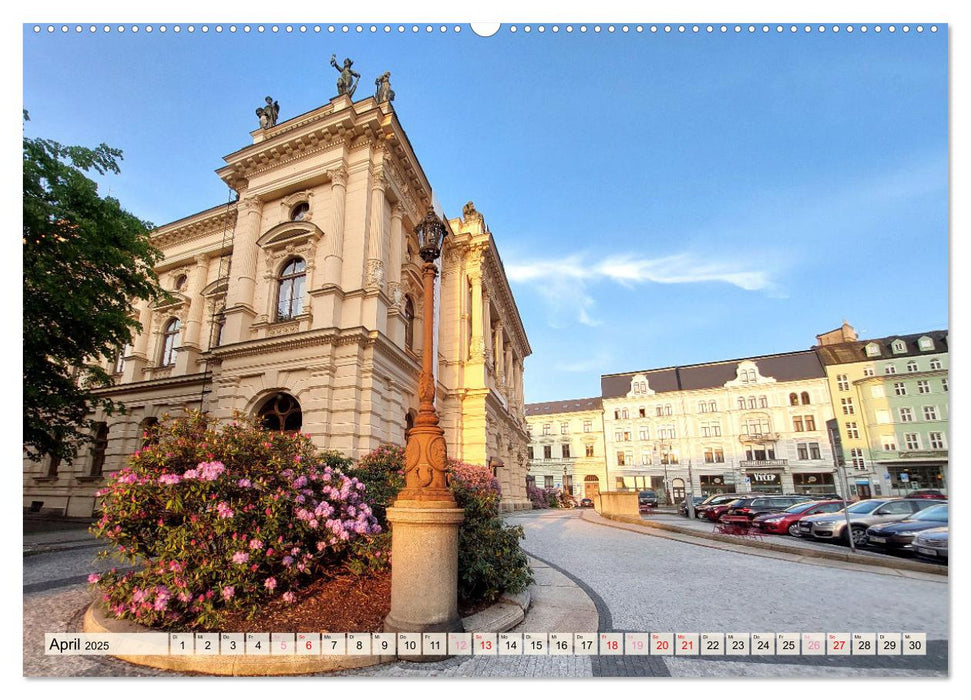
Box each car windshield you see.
[784,501,818,514]
[845,500,883,514]
[914,505,948,522]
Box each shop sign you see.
[747,472,780,484]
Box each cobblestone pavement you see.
[23,511,948,678]
[509,510,947,678]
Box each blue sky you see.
[22,22,948,403]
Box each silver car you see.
[800,498,935,546]
[913,527,948,560]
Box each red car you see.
[906,489,947,500]
[752,499,846,536]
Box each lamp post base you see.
[383,504,465,651]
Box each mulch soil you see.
[220,570,391,633]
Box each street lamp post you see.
[384,209,465,641]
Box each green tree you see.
[23,114,164,464]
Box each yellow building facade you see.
[524,398,608,500]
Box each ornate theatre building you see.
[24,76,532,516]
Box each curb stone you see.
[82,587,532,676]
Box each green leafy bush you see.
[344,444,405,530]
[448,460,533,604]
[89,411,380,629]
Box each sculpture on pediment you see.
[256,97,280,129]
[330,54,361,98]
[375,71,396,104]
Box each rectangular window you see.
[850,448,865,469]
[614,410,620,420]
[583,420,592,433]
[923,406,939,421]
[758,396,768,408]
[863,367,875,377]
[884,365,897,375]
[625,451,633,467]
[715,448,724,462]
[699,401,708,413]
[904,433,921,450]
[709,401,717,412]
[543,445,552,459]
[623,431,631,442]
[929,358,942,370]
[656,406,664,417]
[841,398,855,415]
[527,446,534,460]
[585,444,595,457]
[615,432,622,442]
[893,382,907,396]
[544,475,554,489]
[942,377,948,392]
[639,407,646,418]
[638,428,647,441]
[560,422,569,434]
[882,436,897,451]
[562,444,571,459]
[797,443,808,460]
[704,448,714,463]
[542,423,551,435]
[793,417,804,432]
[617,452,626,466]
[701,425,711,438]
[836,374,849,391]
[664,405,672,416]
[809,442,821,460]
[916,380,930,394]
[906,361,919,373]
[805,416,816,431]
[899,407,914,422]
[846,422,859,439]
[928,432,945,449]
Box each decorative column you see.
[385,210,464,644]
[222,196,263,344]
[123,300,153,382]
[313,166,347,329]
[364,170,387,291]
[388,204,404,302]
[468,269,485,362]
[182,254,210,349]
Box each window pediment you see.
[724,360,775,387]
[153,291,189,313]
[257,221,323,251]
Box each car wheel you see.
[788,523,801,537]
[848,526,868,547]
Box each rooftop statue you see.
[330,54,361,98]
[375,71,395,104]
[255,96,279,129]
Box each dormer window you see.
[290,202,310,221]
[865,343,881,358]
[891,339,907,354]
[918,336,934,351]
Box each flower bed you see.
[90,412,382,630]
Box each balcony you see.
[738,432,779,444]
[739,459,788,468]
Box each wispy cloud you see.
[507,250,772,326]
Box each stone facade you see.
[524,398,607,500]
[23,94,530,516]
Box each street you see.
[23,511,947,677]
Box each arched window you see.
[139,417,160,449]
[758,395,768,408]
[789,392,799,406]
[276,258,306,321]
[90,422,109,476]
[290,202,310,221]
[160,319,181,366]
[258,393,302,432]
[801,391,811,405]
[404,296,416,352]
[113,343,130,375]
[173,274,187,291]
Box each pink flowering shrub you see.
[90,411,380,629]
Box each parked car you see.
[638,490,659,510]
[808,493,843,500]
[698,494,756,520]
[724,495,814,521]
[752,499,846,535]
[866,503,948,553]
[679,496,705,517]
[905,489,947,500]
[799,498,937,546]
[704,499,744,522]
[912,527,948,561]
[579,498,594,508]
